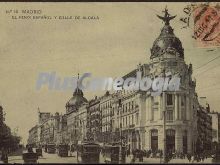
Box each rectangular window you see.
[136,113,139,125]
[129,116,130,126]
[181,95,186,106]
[119,99,122,107]
[132,115,134,125]
[167,94,173,106]
[154,96,159,105]
[166,110,173,121]
[182,109,186,120]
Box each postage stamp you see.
[193,4,220,48]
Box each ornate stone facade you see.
[28,9,213,155]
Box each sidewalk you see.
[132,157,213,164]
[169,158,212,164]
[68,151,77,157]
[8,156,22,162]
[132,157,161,164]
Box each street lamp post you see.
[163,110,166,163]
[162,92,167,163]
[118,99,123,163]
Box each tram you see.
[76,142,101,164]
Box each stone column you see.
[140,128,145,150]
[178,95,182,120]
[186,96,190,121]
[145,129,150,150]
[175,128,183,153]
[187,129,192,154]
[158,127,164,150]
[160,95,163,120]
[175,94,179,120]
[150,97,153,121]
[137,132,140,149]
[147,97,150,121]
[162,92,166,120]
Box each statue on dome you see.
[157,7,176,25]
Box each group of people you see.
[127,148,211,163]
[165,151,211,163]
[186,153,210,163]
[130,149,146,162]
[129,149,164,162]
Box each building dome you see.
[66,88,87,106]
[66,79,88,113]
[150,9,184,59]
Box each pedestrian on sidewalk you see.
[138,149,143,162]
[127,146,130,157]
[201,153,205,162]
[131,149,136,163]
[191,154,194,163]
[28,147,33,153]
[187,153,192,162]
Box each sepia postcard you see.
[0,1,220,164]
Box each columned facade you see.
[142,8,197,154]
[28,9,211,156]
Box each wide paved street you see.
[8,150,78,164]
[8,150,213,164]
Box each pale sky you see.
[0,2,219,144]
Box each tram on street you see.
[103,143,126,164]
[57,144,69,157]
[22,148,38,164]
[76,142,101,164]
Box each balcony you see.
[129,124,135,128]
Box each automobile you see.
[76,142,101,164]
[57,144,69,157]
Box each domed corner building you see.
[57,8,210,155]
[65,83,88,145]
[66,87,88,114]
[141,8,199,155]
